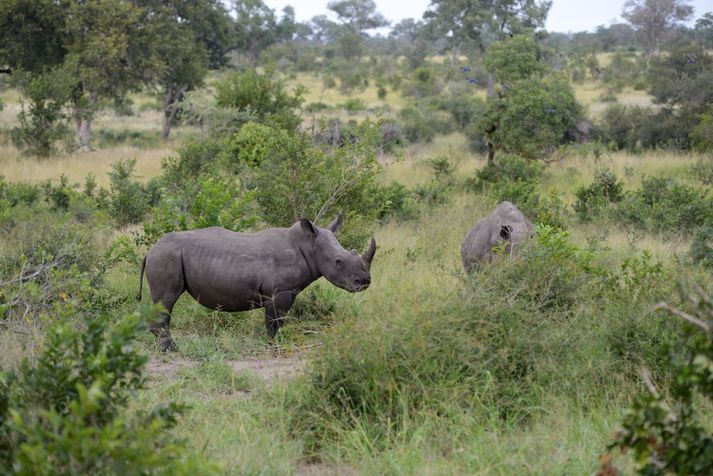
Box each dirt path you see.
[145,356,304,382]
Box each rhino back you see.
[150,227,309,311]
[461,217,498,268]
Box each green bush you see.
[252,119,383,249]
[692,155,713,185]
[690,227,713,269]
[108,159,149,227]
[222,121,277,170]
[0,307,213,474]
[480,74,580,160]
[398,105,451,144]
[574,168,625,221]
[10,71,70,157]
[693,107,713,151]
[139,175,257,247]
[95,129,158,149]
[215,68,304,131]
[614,176,713,232]
[341,98,366,113]
[470,154,543,191]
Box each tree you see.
[484,35,546,82]
[622,0,694,64]
[0,0,68,75]
[327,0,389,60]
[480,75,578,160]
[423,0,551,95]
[232,0,295,63]
[478,35,579,161]
[147,0,233,140]
[695,12,713,48]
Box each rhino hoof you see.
[158,337,178,352]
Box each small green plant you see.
[108,159,149,227]
[341,98,366,113]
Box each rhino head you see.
[299,212,376,292]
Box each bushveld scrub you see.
[2,6,713,472]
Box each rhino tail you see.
[136,255,147,301]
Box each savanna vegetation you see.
[1,0,713,474]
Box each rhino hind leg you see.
[263,291,295,338]
[146,260,185,352]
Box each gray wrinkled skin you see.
[460,201,534,272]
[137,213,376,350]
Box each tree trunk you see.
[77,117,92,152]
[487,73,495,97]
[73,94,95,152]
[162,85,185,142]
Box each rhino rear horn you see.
[327,211,344,233]
[362,238,376,270]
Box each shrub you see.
[139,175,257,247]
[469,154,543,191]
[614,176,713,232]
[608,284,713,475]
[574,168,625,221]
[341,98,366,113]
[252,119,383,248]
[690,227,713,268]
[215,68,304,131]
[693,107,713,151]
[692,155,713,185]
[0,307,213,474]
[108,159,149,227]
[404,66,441,99]
[398,105,451,144]
[222,122,277,170]
[10,71,70,157]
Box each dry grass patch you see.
[0,144,170,185]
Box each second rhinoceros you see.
[137,213,376,350]
[460,201,533,271]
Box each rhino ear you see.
[327,211,344,233]
[500,225,513,240]
[299,219,319,236]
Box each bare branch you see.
[641,366,659,398]
[655,302,711,333]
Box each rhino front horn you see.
[362,238,376,269]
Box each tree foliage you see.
[622,0,694,62]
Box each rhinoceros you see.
[460,201,533,271]
[137,213,376,350]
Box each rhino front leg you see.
[264,291,295,338]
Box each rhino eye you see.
[335,258,343,266]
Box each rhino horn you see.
[362,238,377,270]
[327,211,344,233]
